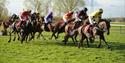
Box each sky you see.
[6,0,125,18]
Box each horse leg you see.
[50,27,59,40]
[56,32,60,39]
[50,31,57,40]
[78,35,85,48]
[20,31,26,44]
[74,33,78,42]
[63,34,69,45]
[13,32,16,41]
[86,38,90,47]
[97,36,102,48]
[71,36,75,45]
[40,33,46,40]
[28,32,34,41]
[101,35,110,49]
[37,32,41,39]
[17,32,20,40]
[8,30,14,42]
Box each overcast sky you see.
[6,0,125,18]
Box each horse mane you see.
[101,18,111,27]
[68,18,75,23]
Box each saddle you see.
[84,25,94,37]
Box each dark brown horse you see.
[3,14,19,35]
[8,16,21,42]
[28,15,46,41]
[78,19,111,48]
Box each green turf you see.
[0,26,125,63]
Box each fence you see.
[111,24,125,34]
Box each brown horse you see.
[50,18,75,40]
[96,19,111,48]
[36,16,56,39]
[62,22,79,44]
[62,16,88,45]
[78,19,111,48]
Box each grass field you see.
[0,24,125,63]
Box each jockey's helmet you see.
[83,7,88,12]
[99,8,103,13]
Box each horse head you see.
[10,14,19,22]
[98,19,111,35]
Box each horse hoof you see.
[13,39,15,41]
[62,40,65,42]
[88,45,90,47]
[64,42,67,45]
[97,46,101,48]
[108,46,111,49]
[8,41,10,43]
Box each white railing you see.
[111,24,125,26]
[111,24,125,34]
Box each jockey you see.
[44,11,53,24]
[20,9,31,21]
[89,8,103,25]
[75,7,88,22]
[72,7,88,30]
[63,11,74,25]
[20,9,32,26]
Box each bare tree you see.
[24,0,85,16]
[0,0,8,20]
[24,0,53,15]
[52,0,85,16]
[24,0,42,13]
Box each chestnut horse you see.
[62,16,88,45]
[50,18,75,40]
[78,19,111,48]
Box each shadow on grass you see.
[109,41,125,50]
[55,40,125,50]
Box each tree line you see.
[0,0,85,21]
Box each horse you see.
[8,13,35,43]
[2,14,19,35]
[8,14,21,42]
[62,16,88,45]
[50,18,75,40]
[96,19,111,48]
[27,14,46,41]
[77,19,111,48]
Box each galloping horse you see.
[96,19,111,48]
[2,14,19,35]
[62,16,88,45]
[8,14,21,42]
[78,19,111,48]
[28,14,46,41]
[50,18,75,40]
